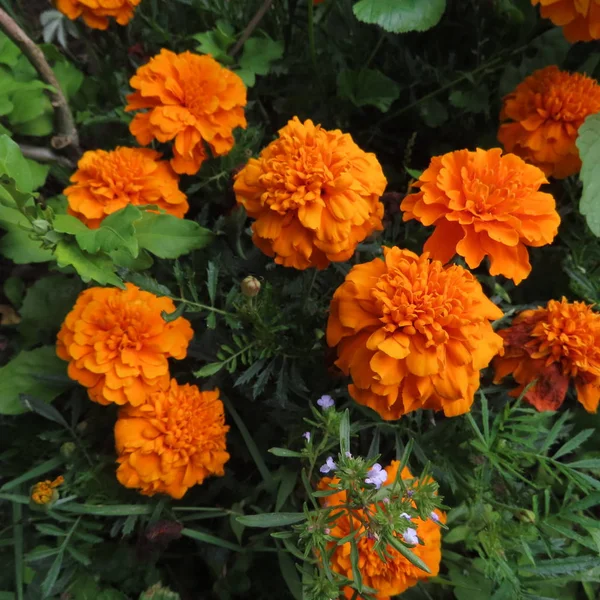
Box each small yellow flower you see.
[30,476,64,507]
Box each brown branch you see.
[0,8,80,155]
[229,0,274,57]
[19,144,75,168]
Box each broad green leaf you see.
[54,240,123,287]
[25,159,51,191]
[0,346,71,415]
[13,114,54,137]
[53,60,84,99]
[0,33,22,67]
[236,513,306,528]
[337,69,400,112]
[7,91,52,125]
[0,134,34,193]
[109,247,153,271]
[193,20,235,64]
[18,275,82,347]
[353,0,446,33]
[577,113,600,237]
[0,229,53,263]
[0,94,13,116]
[134,212,214,259]
[239,36,283,83]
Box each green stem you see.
[364,33,385,69]
[171,297,234,317]
[12,500,23,600]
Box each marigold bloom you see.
[57,284,193,406]
[327,247,503,420]
[318,461,444,599]
[499,66,600,178]
[64,147,188,229]
[30,476,64,506]
[126,49,247,175]
[55,0,140,29]
[115,379,229,498]
[532,0,600,42]
[493,298,600,412]
[401,148,560,284]
[234,117,387,270]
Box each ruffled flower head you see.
[318,461,444,599]
[532,0,600,42]
[401,148,560,284]
[115,380,229,499]
[126,49,247,175]
[233,117,387,270]
[55,0,141,29]
[499,66,600,178]
[327,247,503,420]
[57,284,193,406]
[494,298,600,412]
[64,147,188,229]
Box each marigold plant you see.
[531,0,600,42]
[56,284,193,406]
[114,379,230,499]
[126,49,247,175]
[318,461,444,599]
[401,148,560,284]
[64,147,188,228]
[55,0,141,29]
[493,298,600,412]
[326,247,503,420]
[30,476,64,506]
[233,117,387,270]
[498,66,600,179]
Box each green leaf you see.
[1,457,63,491]
[269,448,303,458]
[25,159,50,191]
[180,527,242,552]
[4,276,24,307]
[577,113,600,237]
[13,114,54,137]
[193,20,235,64]
[236,513,306,528]
[0,94,13,116]
[18,275,82,347]
[54,240,124,288]
[340,409,350,456]
[7,91,51,126]
[134,212,214,259]
[53,60,84,100]
[239,36,283,82]
[353,0,446,33]
[0,134,34,193]
[387,535,431,573]
[277,550,302,600]
[0,228,53,263]
[124,273,172,297]
[193,362,224,377]
[337,69,400,112]
[553,429,595,460]
[0,346,71,415]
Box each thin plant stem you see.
[307,0,318,77]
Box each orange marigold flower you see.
[57,284,193,406]
[401,148,560,285]
[115,379,229,499]
[493,297,600,412]
[532,0,600,42]
[327,247,503,420]
[126,49,247,175]
[318,461,444,599]
[30,476,64,506]
[55,0,141,29]
[64,147,188,229]
[233,117,387,270]
[499,66,600,179]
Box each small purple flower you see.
[382,497,390,504]
[303,432,311,442]
[430,511,440,523]
[400,512,412,521]
[365,463,388,489]
[320,456,337,474]
[345,451,352,458]
[403,528,418,545]
[317,394,335,409]
[406,489,415,498]
[324,528,331,535]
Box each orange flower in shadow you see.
[234,117,387,270]
[494,297,600,412]
[532,0,600,42]
[64,147,188,229]
[327,247,503,420]
[499,66,600,178]
[401,148,560,284]
[126,49,247,175]
[57,284,193,406]
[318,461,444,600]
[115,380,229,499]
[55,0,141,29]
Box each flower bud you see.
[29,476,64,511]
[138,582,180,600]
[241,276,261,298]
[60,442,77,460]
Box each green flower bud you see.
[138,583,181,600]
[60,442,77,460]
[241,276,261,298]
[31,219,50,235]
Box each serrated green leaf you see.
[0,134,34,193]
[553,429,595,460]
[239,36,283,81]
[134,212,214,259]
[0,346,71,415]
[337,68,400,112]
[54,240,123,287]
[353,0,446,33]
[577,113,600,237]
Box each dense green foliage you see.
[1,1,600,599]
